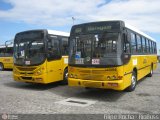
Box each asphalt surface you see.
[0,64,160,116]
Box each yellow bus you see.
[13,29,69,84]
[68,20,157,91]
[0,41,13,71]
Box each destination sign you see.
[16,31,44,41]
[87,26,112,32]
[71,21,121,35]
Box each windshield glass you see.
[69,32,120,66]
[14,38,45,66]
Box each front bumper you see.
[13,73,48,84]
[68,78,127,91]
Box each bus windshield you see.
[69,32,120,66]
[14,32,46,66]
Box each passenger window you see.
[5,47,13,57]
[131,33,137,53]
[151,41,154,54]
[154,42,157,54]
[47,36,61,60]
[154,42,157,53]
[142,37,146,53]
[136,35,142,53]
[62,37,68,55]
[123,33,130,53]
[148,40,151,53]
[146,39,149,53]
[0,48,5,57]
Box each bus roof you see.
[16,29,70,37]
[47,30,69,37]
[125,23,156,42]
[0,44,13,48]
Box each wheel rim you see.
[131,75,136,88]
[65,72,68,80]
[150,68,153,75]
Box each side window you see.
[151,41,154,54]
[148,40,151,53]
[146,39,149,53]
[154,42,157,54]
[5,47,13,57]
[142,37,146,53]
[0,48,5,57]
[136,35,142,53]
[131,32,137,53]
[123,33,130,53]
[61,37,69,55]
[150,41,153,54]
[153,42,155,54]
[47,36,61,60]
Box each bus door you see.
[47,37,62,82]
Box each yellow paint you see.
[0,57,13,69]
[13,56,68,84]
[68,55,157,91]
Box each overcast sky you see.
[0,0,160,54]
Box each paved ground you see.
[0,64,160,115]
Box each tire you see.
[147,65,153,77]
[125,71,137,92]
[0,63,4,71]
[62,68,68,84]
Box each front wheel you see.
[125,71,137,92]
[0,63,4,71]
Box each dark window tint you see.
[47,37,61,60]
[0,47,13,57]
[123,33,130,53]
[142,37,146,53]
[136,35,142,53]
[154,42,157,53]
[146,39,149,53]
[131,32,137,53]
[61,37,68,55]
[151,41,154,53]
[148,40,151,53]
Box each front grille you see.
[20,72,34,75]
[80,74,104,81]
[17,67,36,71]
[76,69,117,81]
[78,70,91,73]
[21,77,32,80]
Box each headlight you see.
[35,68,42,75]
[69,74,77,78]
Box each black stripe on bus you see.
[124,64,153,76]
[138,65,150,71]
[124,71,132,76]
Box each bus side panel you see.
[124,55,157,84]
[46,56,68,83]
[5,57,13,69]
[123,57,135,89]
[0,57,13,69]
[123,55,149,88]
[46,59,63,83]
[137,55,149,80]
[152,55,158,70]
